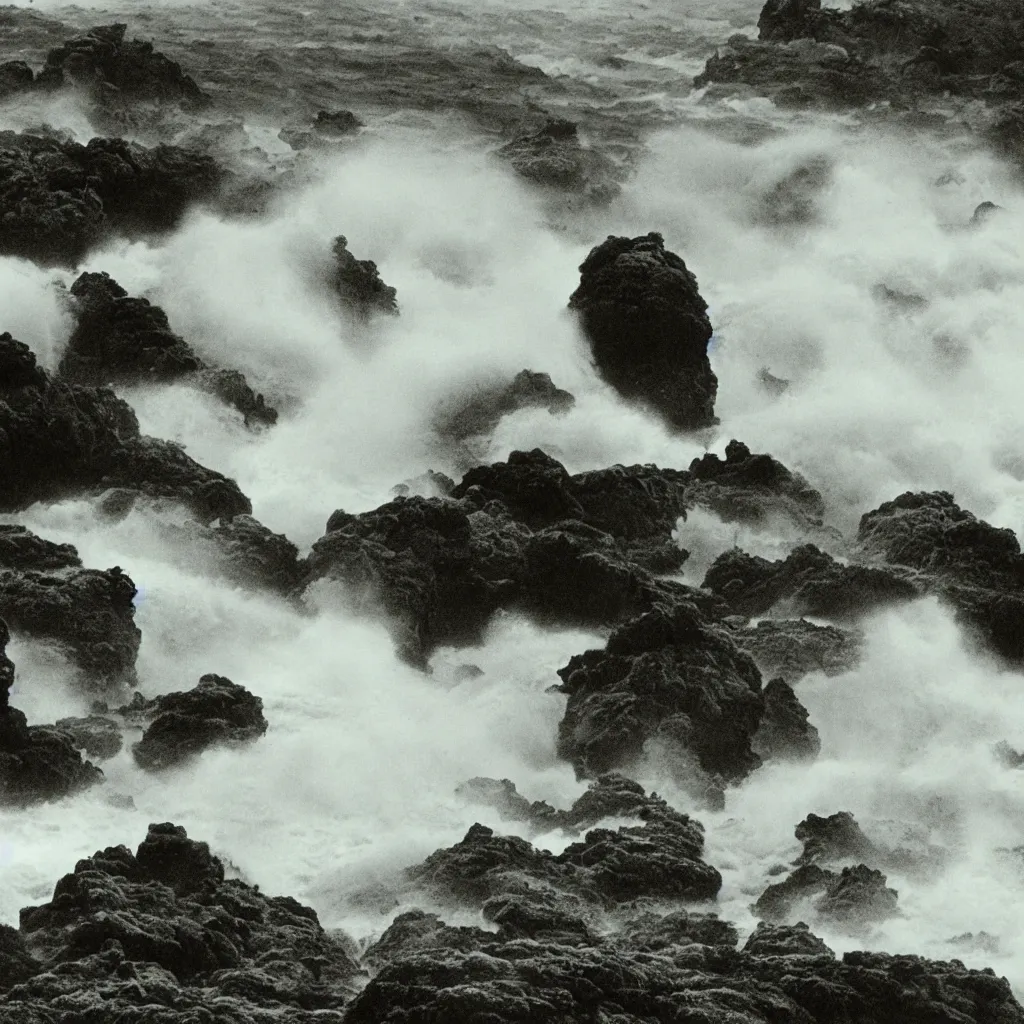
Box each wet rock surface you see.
[0,332,251,524]
[119,674,268,771]
[60,272,276,427]
[331,235,399,318]
[569,232,718,431]
[726,618,864,682]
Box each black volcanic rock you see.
[727,618,863,681]
[121,674,268,771]
[568,232,718,431]
[61,272,277,427]
[555,602,770,792]
[8,822,361,1014]
[704,543,920,620]
[434,370,575,445]
[0,132,224,268]
[39,23,210,110]
[0,333,252,524]
[743,920,835,956]
[0,565,140,689]
[0,619,104,806]
[0,525,80,572]
[497,118,620,204]
[796,811,878,866]
[0,60,33,98]
[752,677,821,762]
[857,490,1024,660]
[406,775,722,908]
[53,715,122,760]
[332,235,398,318]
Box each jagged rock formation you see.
[0,823,362,1019]
[61,272,277,427]
[751,676,821,762]
[497,118,620,204]
[0,620,104,806]
[568,232,718,431]
[0,131,224,267]
[118,675,268,771]
[331,236,398,318]
[755,862,900,927]
[857,490,1024,661]
[796,810,879,866]
[0,332,251,525]
[53,715,123,760]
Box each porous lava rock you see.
[555,602,785,795]
[0,619,104,806]
[0,332,251,524]
[0,131,225,267]
[61,272,277,427]
[331,235,398,318]
[120,674,268,771]
[3,822,362,1018]
[568,232,718,431]
[742,920,835,956]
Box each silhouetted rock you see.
[568,232,718,431]
[755,862,899,926]
[970,201,1003,226]
[121,674,268,771]
[0,333,252,524]
[796,811,878,866]
[61,272,277,427]
[752,677,821,762]
[555,602,770,792]
[0,132,224,267]
[0,620,104,806]
[332,235,398,318]
[727,618,863,681]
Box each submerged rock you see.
[568,232,718,431]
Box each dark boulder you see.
[121,674,268,771]
[60,271,277,427]
[0,131,224,268]
[53,715,122,760]
[755,862,899,927]
[796,811,878,866]
[0,60,33,99]
[743,920,834,956]
[555,602,769,791]
[751,677,821,762]
[0,525,80,572]
[0,619,104,807]
[568,232,718,431]
[331,235,398,318]
[0,335,251,523]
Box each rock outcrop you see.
[119,674,268,771]
[568,232,718,431]
[61,272,277,427]
[331,236,398,318]
[0,332,251,525]
[0,131,224,267]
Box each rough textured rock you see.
[755,862,899,927]
[796,811,878,866]
[60,272,277,427]
[751,676,821,762]
[331,235,398,318]
[52,715,123,760]
[0,565,140,688]
[280,109,365,150]
[406,775,722,908]
[4,822,362,1018]
[743,920,836,957]
[434,370,575,445]
[857,490,1024,660]
[0,333,251,524]
[555,601,771,794]
[120,674,268,771]
[0,619,104,806]
[38,23,210,110]
[727,617,863,682]
[497,118,620,204]
[568,231,718,431]
[0,131,224,267]
[0,525,80,572]
[704,543,920,620]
